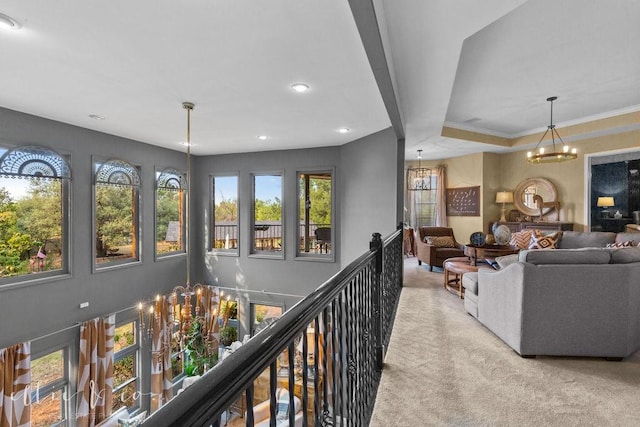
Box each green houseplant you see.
[220,325,237,347]
[184,318,217,376]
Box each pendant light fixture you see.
[407,149,431,191]
[527,96,577,163]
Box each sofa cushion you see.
[606,240,637,248]
[519,248,611,265]
[495,253,519,269]
[615,232,640,245]
[556,231,616,249]
[509,229,533,250]
[425,235,456,248]
[462,272,479,295]
[610,247,640,264]
[528,230,561,249]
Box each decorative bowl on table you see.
[469,231,486,246]
[493,225,512,245]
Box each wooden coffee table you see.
[442,257,492,298]
[464,244,519,266]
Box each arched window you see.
[0,145,71,282]
[94,159,141,268]
[155,168,186,257]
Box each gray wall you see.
[339,127,401,265]
[0,107,402,349]
[0,107,188,349]
[192,147,344,330]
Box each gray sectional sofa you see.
[463,231,640,359]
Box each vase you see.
[493,225,512,245]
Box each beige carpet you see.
[370,258,640,427]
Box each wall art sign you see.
[446,186,480,216]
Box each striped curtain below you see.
[76,314,115,427]
[150,296,173,412]
[0,342,30,427]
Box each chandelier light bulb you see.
[563,145,569,153]
[539,147,545,154]
[571,148,577,154]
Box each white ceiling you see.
[1,0,639,159]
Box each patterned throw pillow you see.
[606,240,637,248]
[118,412,146,427]
[424,235,456,248]
[528,230,561,250]
[509,229,533,250]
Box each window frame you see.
[295,168,335,261]
[249,171,284,258]
[250,301,285,336]
[113,319,142,413]
[29,345,70,427]
[154,167,187,260]
[210,173,240,256]
[92,157,142,272]
[0,144,72,287]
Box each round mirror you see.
[513,177,558,217]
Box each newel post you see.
[369,232,384,372]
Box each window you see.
[412,174,438,226]
[0,145,70,282]
[250,303,284,336]
[297,171,333,258]
[30,348,68,427]
[94,159,141,268]
[156,168,186,257]
[251,173,283,256]
[113,321,140,412]
[212,175,239,254]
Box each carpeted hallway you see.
[370,258,640,427]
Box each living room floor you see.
[370,257,640,427]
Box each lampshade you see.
[597,197,614,207]
[495,191,514,204]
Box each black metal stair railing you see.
[143,227,403,427]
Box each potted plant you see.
[184,319,217,376]
[220,325,237,347]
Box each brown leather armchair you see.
[415,226,465,271]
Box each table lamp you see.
[495,191,514,222]
[597,196,614,218]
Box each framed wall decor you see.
[446,186,480,216]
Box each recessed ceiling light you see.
[89,114,105,120]
[337,127,351,134]
[291,83,310,93]
[0,13,21,30]
[258,135,268,140]
[180,141,195,147]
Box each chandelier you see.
[137,102,225,376]
[407,149,431,190]
[527,96,577,163]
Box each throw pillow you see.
[275,388,290,421]
[528,230,561,250]
[118,412,146,427]
[424,235,456,248]
[509,229,533,250]
[606,240,637,248]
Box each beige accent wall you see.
[406,129,640,240]
[499,128,640,231]
[441,153,484,244]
